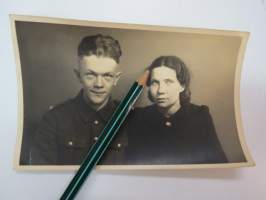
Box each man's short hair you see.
[78,34,122,64]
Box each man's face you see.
[149,66,184,108]
[76,55,121,108]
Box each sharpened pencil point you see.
[137,71,149,86]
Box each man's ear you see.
[113,72,122,86]
[74,68,82,83]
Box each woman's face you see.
[149,66,184,109]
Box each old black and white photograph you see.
[12,15,254,170]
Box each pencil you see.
[60,71,149,200]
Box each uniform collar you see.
[74,90,117,123]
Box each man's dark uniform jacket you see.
[126,103,228,165]
[30,90,127,165]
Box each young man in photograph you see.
[30,34,127,165]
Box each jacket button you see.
[94,136,98,141]
[68,141,73,146]
[165,121,172,127]
[94,120,99,125]
[117,143,122,148]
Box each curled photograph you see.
[11,15,254,170]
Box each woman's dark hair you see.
[146,55,191,106]
[78,34,122,64]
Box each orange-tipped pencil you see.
[60,71,149,200]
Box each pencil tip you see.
[137,70,149,86]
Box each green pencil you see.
[60,71,148,200]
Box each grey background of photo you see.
[16,21,245,164]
